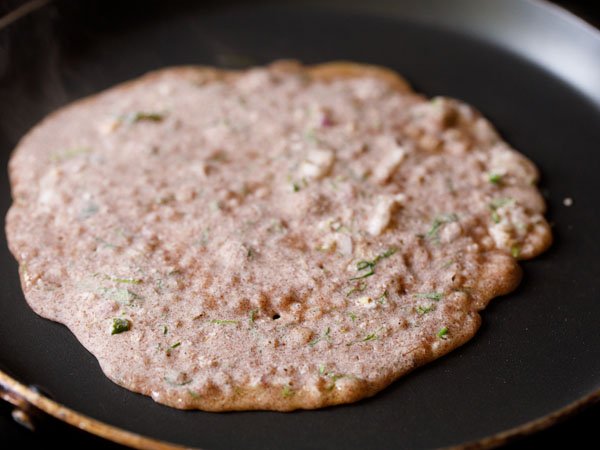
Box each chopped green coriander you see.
[268,219,286,233]
[348,312,357,322]
[328,373,345,382]
[325,373,346,391]
[488,173,503,184]
[79,203,99,219]
[345,281,367,296]
[414,292,443,301]
[282,385,295,398]
[50,146,92,163]
[377,248,397,260]
[318,365,326,375]
[309,327,331,347]
[441,259,455,269]
[362,332,377,342]
[163,325,168,335]
[349,248,397,281]
[416,305,435,315]
[346,330,380,346]
[489,197,515,223]
[249,308,259,325]
[165,342,181,356]
[290,177,308,192]
[350,270,374,281]
[211,319,239,325]
[350,263,375,280]
[489,197,514,210]
[356,260,372,271]
[111,318,130,335]
[511,245,521,258]
[109,276,143,284]
[437,326,449,339]
[377,290,388,304]
[121,111,165,125]
[187,389,201,399]
[424,214,458,242]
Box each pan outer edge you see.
[1,368,599,449]
[0,0,598,447]
[0,370,193,450]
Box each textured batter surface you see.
[6,61,551,411]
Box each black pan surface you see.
[1,0,599,448]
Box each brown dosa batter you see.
[6,61,551,411]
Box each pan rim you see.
[1,369,599,449]
[1,0,599,447]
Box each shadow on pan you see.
[0,0,599,448]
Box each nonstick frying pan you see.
[1,0,599,448]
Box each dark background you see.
[1,0,599,448]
